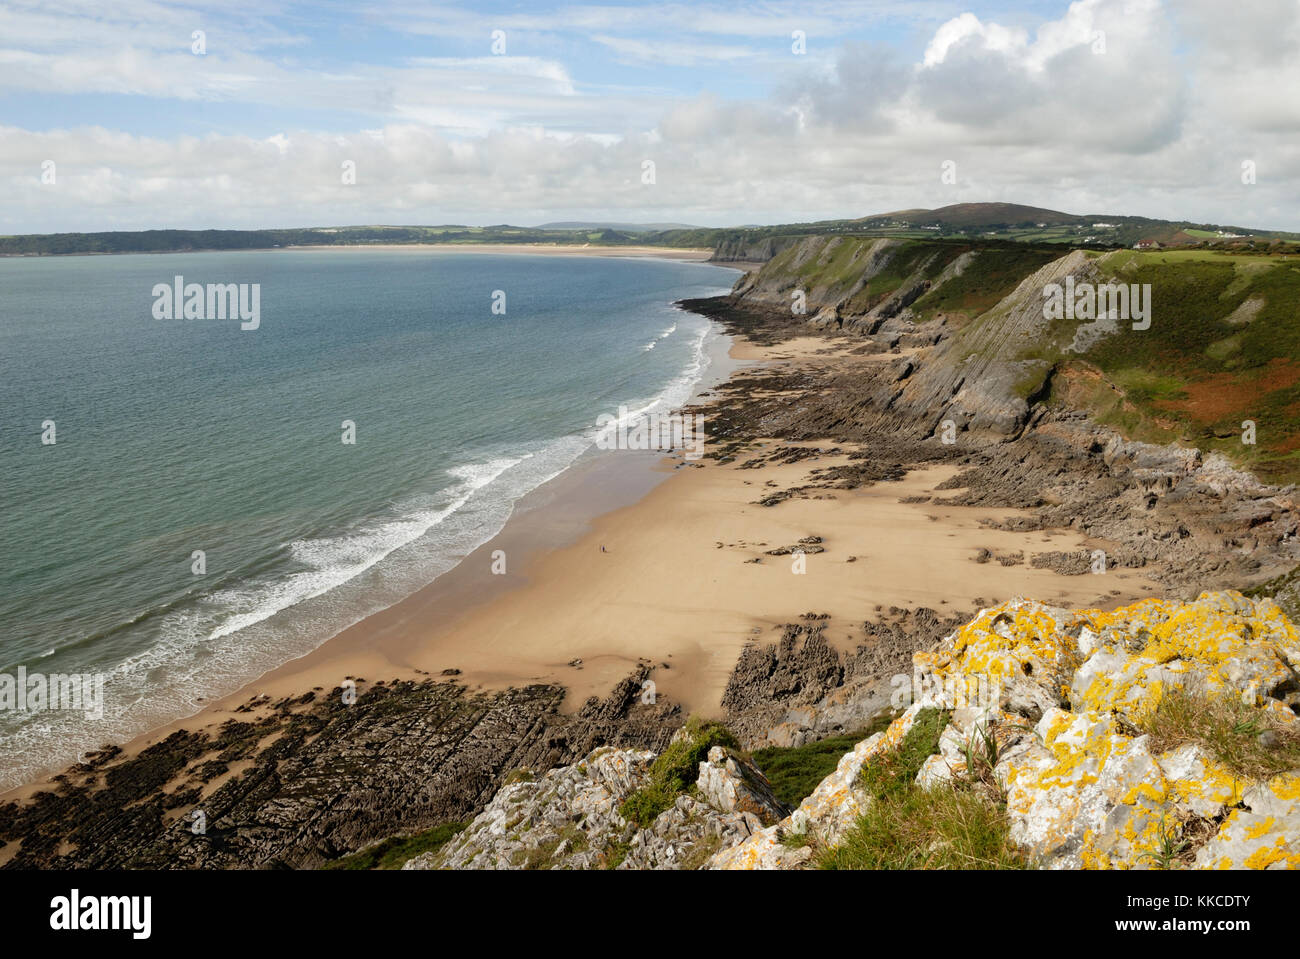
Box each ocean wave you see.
[598,316,714,444]
[640,321,677,351]
[207,457,521,642]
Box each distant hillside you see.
[0,224,681,256]
[534,221,701,232]
[702,203,1300,259]
[3,202,1296,257]
[847,202,1300,248]
[866,203,1084,228]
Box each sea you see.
[0,248,736,789]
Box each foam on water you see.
[640,321,677,351]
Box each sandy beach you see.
[2,322,1162,804]
[285,243,717,261]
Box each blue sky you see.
[1,0,1297,232]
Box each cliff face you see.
[436,592,1300,870]
[722,235,1300,485]
[404,726,790,870]
[709,233,806,263]
[725,237,1103,443]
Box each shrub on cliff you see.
[619,717,738,828]
[752,711,898,808]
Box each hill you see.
[5,202,1297,258]
[534,221,701,232]
[0,224,662,256]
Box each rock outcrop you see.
[713,591,1300,870]
[405,740,788,870]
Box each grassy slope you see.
[1062,249,1300,483]
[321,821,466,870]
[750,712,897,807]
[819,709,1025,870]
[910,244,1060,320]
[755,236,1062,320]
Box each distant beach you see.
[290,243,718,260]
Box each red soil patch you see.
[1272,432,1300,454]
[1155,358,1300,425]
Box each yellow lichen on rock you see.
[908,590,1300,869]
[708,591,1299,870]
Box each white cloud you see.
[0,0,1297,231]
[590,35,757,66]
[923,12,1029,67]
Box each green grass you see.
[751,712,897,807]
[1140,686,1300,783]
[911,246,1059,319]
[618,717,739,828]
[844,242,967,314]
[1106,368,1188,404]
[321,821,466,870]
[858,707,950,803]
[777,236,881,292]
[820,780,1027,869]
[818,708,1026,870]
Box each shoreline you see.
[1,307,1164,806]
[0,318,745,801]
[0,243,726,263]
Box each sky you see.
[1,0,1298,233]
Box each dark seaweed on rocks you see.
[0,670,679,869]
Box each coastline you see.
[1,303,1163,805]
[0,317,744,801]
[284,243,716,260]
[0,243,719,261]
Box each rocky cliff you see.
[724,237,1100,443]
[720,235,1300,485]
[710,233,806,264]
